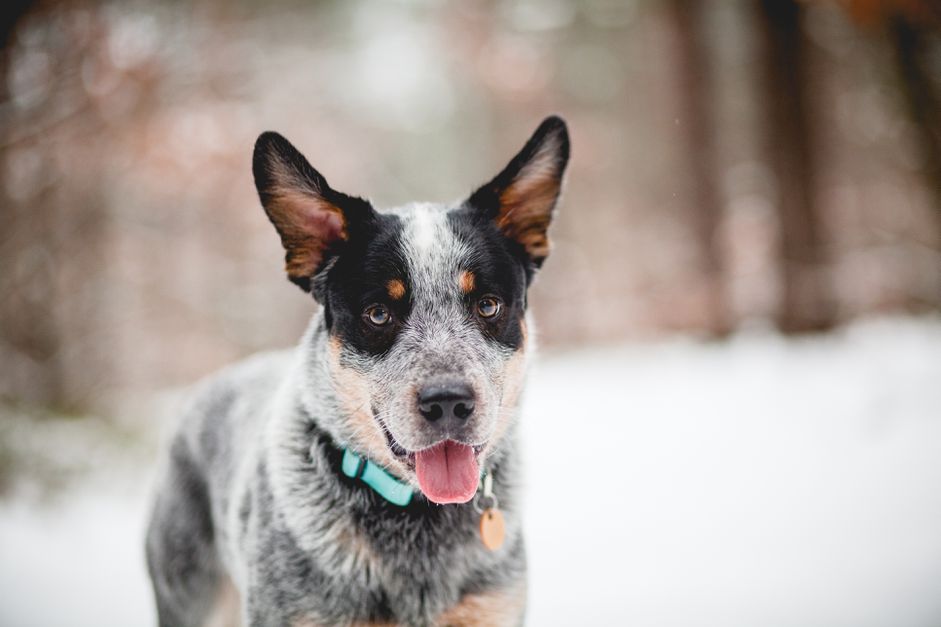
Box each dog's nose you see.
[418,382,475,422]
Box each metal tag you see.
[479,507,506,551]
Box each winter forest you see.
[1,1,940,626]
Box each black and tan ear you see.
[468,116,570,268]
[253,132,375,294]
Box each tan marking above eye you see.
[458,270,476,294]
[387,279,406,300]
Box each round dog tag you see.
[479,508,505,551]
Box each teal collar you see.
[341,449,414,507]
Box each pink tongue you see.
[415,441,480,504]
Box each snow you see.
[0,481,152,627]
[2,316,941,627]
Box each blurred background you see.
[1,1,940,626]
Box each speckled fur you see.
[145,117,569,627]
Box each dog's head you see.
[253,117,569,504]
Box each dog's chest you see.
[332,507,488,618]
[248,479,513,625]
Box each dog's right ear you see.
[253,132,375,295]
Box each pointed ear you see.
[468,116,570,269]
[253,132,375,295]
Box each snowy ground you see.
[2,316,941,627]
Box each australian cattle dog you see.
[145,116,570,626]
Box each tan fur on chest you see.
[291,580,526,627]
[435,579,527,627]
[205,576,241,627]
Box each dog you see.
[145,116,570,627]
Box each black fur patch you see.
[322,212,411,357]
[448,206,530,351]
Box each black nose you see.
[418,382,475,422]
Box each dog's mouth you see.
[380,425,485,504]
[382,425,413,462]
[380,425,485,464]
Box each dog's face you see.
[253,117,569,504]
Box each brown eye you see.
[365,304,391,326]
[476,296,501,319]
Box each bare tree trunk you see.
[756,0,835,334]
[888,15,941,214]
[668,0,731,337]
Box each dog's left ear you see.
[468,116,570,270]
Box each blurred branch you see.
[0,95,94,149]
[840,0,941,27]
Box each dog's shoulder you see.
[164,349,297,479]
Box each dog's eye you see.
[476,297,502,319]
[364,305,392,326]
